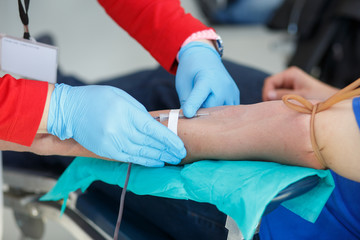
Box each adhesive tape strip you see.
[167,109,180,135]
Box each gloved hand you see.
[176,42,240,118]
[47,84,186,167]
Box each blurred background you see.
[0,0,292,84]
[1,0,359,239]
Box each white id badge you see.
[0,34,58,83]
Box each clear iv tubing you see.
[154,112,209,122]
[113,163,132,240]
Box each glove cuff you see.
[178,42,221,61]
[47,83,73,140]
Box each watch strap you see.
[180,29,224,57]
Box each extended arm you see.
[0,102,313,165]
[3,98,359,181]
[156,104,318,168]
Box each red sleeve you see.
[0,74,48,146]
[97,0,211,74]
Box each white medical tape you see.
[167,109,180,135]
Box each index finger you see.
[262,71,288,101]
[263,67,306,101]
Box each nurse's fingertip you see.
[179,147,187,159]
[146,160,164,167]
[168,141,187,159]
[165,156,182,165]
[182,105,196,118]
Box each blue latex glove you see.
[176,42,240,118]
[47,84,186,167]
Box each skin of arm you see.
[1,94,358,182]
[1,102,314,166]
[157,102,360,184]
[0,134,102,160]
[37,83,54,133]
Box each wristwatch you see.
[179,30,224,59]
[214,34,224,57]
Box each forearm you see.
[152,104,318,168]
[3,100,359,182]
[0,134,104,160]
[0,102,316,167]
[167,100,359,182]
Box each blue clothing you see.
[260,171,360,239]
[260,99,360,239]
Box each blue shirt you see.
[259,97,360,240]
[260,171,360,239]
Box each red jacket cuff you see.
[0,74,48,146]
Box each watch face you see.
[215,36,224,57]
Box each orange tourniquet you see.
[282,78,360,169]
